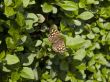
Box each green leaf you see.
[0,40,1,44]
[29,0,35,5]
[64,11,76,18]
[86,0,99,4]
[97,21,104,29]
[92,27,100,33]
[23,0,30,7]
[11,72,20,82]
[73,19,81,26]
[103,22,110,30]
[8,27,18,37]
[15,12,25,27]
[5,6,16,17]
[56,79,62,82]
[36,49,46,59]
[94,71,102,81]
[95,54,108,65]
[74,49,86,61]
[76,63,86,70]
[89,43,100,50]
[102,67,109,77]
[65,72,77,81]
[79,0,86,8]
[58,1,78,11]
[52,6,57,14]
[21,35,27,43]
[6,37,15,49]
[37,14,45,23]
[35,40,42,47]
[65,35,85,49]
[23,53,35,66]
[87,66,96,73]
[42,71,51,79]
[77,11,94,20]
[8,27,20,44]
[42,38,50,47]
[60,60,69,71]
[106,32,110,44]
[16,46,24,51]
[41,2,53,13]
[99,7,110,18]
[3,66,11,72]
[0,51,5,61]
[25,13,38,29]
[20,67,34,79]
[83,40,92,48]
[87,32,95,39]
[13,0,22,8]
[33,69,38,80]
[5,54,19,65]
[4,0,13,6]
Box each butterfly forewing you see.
[48,24,66,53]
[48,26,60,43]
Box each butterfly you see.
[48,24,66,53]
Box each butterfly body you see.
[48,24,66,53]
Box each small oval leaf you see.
[41,2,53,13]
[77,11,94,20]
[58,1,78,11]
[20,67,34,79]
[5,54,19,65]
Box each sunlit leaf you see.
[74,49,86,61]
[11,72,20,82]
[5,54,19,65]
[6,37,15,49]
[5,6,16,17]
[23,53,35,66]
[16,12,25,27]
[20,67,34,79]
[16,46,24,51]
[25,13,38,29]
[41,2,53,13]
[52,6,57,14]
[0,51,5,61]
[87,0,99,4]
[23,0,30,7]
[58,1,78,11]
[66,35,85,49]
[37,14,45,23]
[4,0,13,6]
[35,40,42,47]
[77,11,94,20]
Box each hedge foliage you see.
[0,0,110,82]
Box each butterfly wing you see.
[48,24,66,53]
[48,25,60,43]
[52,38,66,53]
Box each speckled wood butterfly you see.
[48,24,66,53]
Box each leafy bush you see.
[0,0,110,82]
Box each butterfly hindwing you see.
[52,38,65,53]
